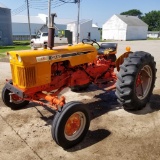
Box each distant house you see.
[67,19,100,43]
[102,14,148,41]
[147,31,160,38]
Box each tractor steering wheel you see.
[82,39,100,49]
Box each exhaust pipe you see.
[48,13,57,49]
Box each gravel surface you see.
[0,57,9,63]
[0,40,160,160]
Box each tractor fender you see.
[115,51,133,71]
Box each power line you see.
[29,0,67,11]
[12,3,27,15]
[11,0,81,15]
[59,0,77,3]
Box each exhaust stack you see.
[48,13,57,49]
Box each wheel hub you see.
[10,93,25,104]
[136,65,153,100]
[65,113,81,136]
[64,111,86,141]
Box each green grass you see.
[0,41,31,56]
[147,38,160,40]
[13,41,30,45]
[0,52,6,58]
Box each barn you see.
[102,14,148,41]
[0,3,12,45]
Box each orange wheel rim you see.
[10,94,25,104]
[136,73,142,87]
[12,94,22,101]
[65,113,81,136]
[136,65,152,100]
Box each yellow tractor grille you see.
[17,66,36,87]
[10,64,16,83]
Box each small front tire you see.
[51,101,90,149]
[1,82,29,110]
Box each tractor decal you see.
[36,51,93,62]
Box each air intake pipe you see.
[48,13,57,49]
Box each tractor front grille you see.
[10,64,16,83]
[17,66,36,87]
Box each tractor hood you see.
[7,43,97,67]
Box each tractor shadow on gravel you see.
[38,90,121,124]
[150,94,160,110]
[35,90,119,151]
[66,93,160,151]
[17,89,160,151]
[123,93,160,115]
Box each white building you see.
[147,31,160,38]
[12,14,73,40]
[102,14,148,41]
[12,14,100,43]
[67,19,100,43]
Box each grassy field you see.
[0,41,30,57]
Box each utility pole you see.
[48,0,51,27]
[26,0,31,40]
[76,0,80,43]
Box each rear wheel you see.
[1,81,29,110]
[115,51,156,110]
[51,101,90,149]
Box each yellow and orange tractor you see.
[1,14,156,149]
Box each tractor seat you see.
[97,43,117,55]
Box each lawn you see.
[0,41,31,57]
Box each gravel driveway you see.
[0,40,160,160]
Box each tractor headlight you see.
[7,53,12,60]
[16,54,22,62]
[126,46,131,52]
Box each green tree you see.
[142,10,160,31]
[120,9,143,18]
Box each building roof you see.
[92,24,98,27]
[12,15,45,24]
[55,18,74,25]
[12,14,74,25]
[116,14,148,26]
[68,19,92,25]
[0,2,8,9]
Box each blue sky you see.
[1,0,160,27]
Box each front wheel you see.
[115,51,156,110]
[51,101,90,149]
[1,81,29,110]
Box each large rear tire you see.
[51,101,90,149]
[115,51,156,110]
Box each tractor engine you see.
[50,53,116,89]
[86,54,116,83]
